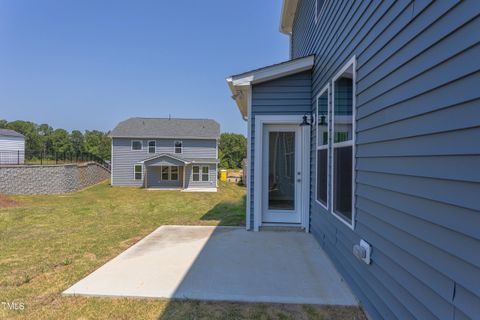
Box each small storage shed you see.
[0,129,25,164]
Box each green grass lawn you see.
[0,181,364,319]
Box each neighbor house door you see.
[261,124,302,224]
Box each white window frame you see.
[315,84,330,210]
[134,164,143,180]
[315,0,327,24]
[147,140,156,154]
[174,140,183,154]
[201,165,209,182]
[331,55,356,230]
[192,165,200,182]
[131,140,143,151]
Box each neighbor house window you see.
[134,165,143,180]
[192,166,200,181]
[170,166,178,181]
[132,140,142,151]
[160,166,178,181]
[148,140,156,153]
[202,166,209,181]
[315,0,326,23]
[161,166,169,180]
[331,57,356,228]
[316,85,329,209]
[174,141,182,154]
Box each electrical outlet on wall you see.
[353,239,372,264]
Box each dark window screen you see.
[316,149,327,206]
[334,146,352,221]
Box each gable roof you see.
[0,129,24,138]
[110,118,220,139]
[139,153,190,164]
[226,55,314,119]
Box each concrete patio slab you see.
[63,225,358,305]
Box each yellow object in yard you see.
[220,169,227,182]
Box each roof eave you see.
[226,55,314,120]
[279,0,299,35]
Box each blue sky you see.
[0,0,289,135]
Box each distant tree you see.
[0,119,110,160]
[84,130,111,160]
[70,130,85,154]
[51,129,72,154]
[218,133,247,169]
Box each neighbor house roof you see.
[110,118,220,139]
[0,129,24,138]
[226,55,314,119]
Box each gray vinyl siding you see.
[184,164,217,189]
[111,138,217,186]
[248,71,312,227]
[291,0,480,319]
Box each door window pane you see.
[317,91,328,146]
[268,131,295,210]
[333,146,352,221]
[316,149,327,206]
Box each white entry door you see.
[262,124,302,224]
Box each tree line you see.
[218,132,247,169]
[0,120,111,160]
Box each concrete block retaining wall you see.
[0,162,110,195]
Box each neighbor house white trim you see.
[315,84,329,211]
[253,115,310,232]
[330,55,356,230]
[111,141,114,185]
[245,85,252,230]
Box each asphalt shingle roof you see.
[110,117,220,139]
[0,129,24,138]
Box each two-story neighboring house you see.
[110,118,220,191]
[227,1,480,319]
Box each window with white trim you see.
[160,166,178,181]
[192,166,200,181]
[132,140,142,151]
[316,85,329,209]
[134,164,142,180]
[148,140,156,153]
[201,166,209,181]
[332,57,355,226]
[174,141,182,154]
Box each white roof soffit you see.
[280,0,299,34]
[226,55,314,119]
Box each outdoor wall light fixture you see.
[300,112,315,126]
[318,113,327,126]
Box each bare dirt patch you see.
[0,194,19,208]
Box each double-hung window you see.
[192,166,200,181]
[331,57,356,228]
[174,141,182,154]
[316,85,329,209]
[192,165,209,182]
[132,140,142,151]
[134,165,143,180]
[148,140,156,153]
[201,166,209,181]
[160,166,178,181]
